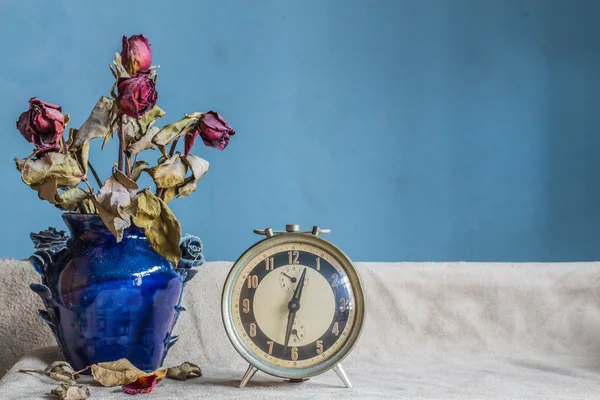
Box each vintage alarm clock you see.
[221,225,365,388]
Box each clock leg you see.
[239,364,258,388]
[333,363,352,388]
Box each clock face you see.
[228,240,359,371]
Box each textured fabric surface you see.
[1,261,600,399]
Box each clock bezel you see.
[221,233,365,380]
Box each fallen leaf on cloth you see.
[167,362,202,381]
[91,358,166,387]
[19,360,79,384]
[51,383,90,400]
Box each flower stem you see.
[87,162,103,187]
[168,137,179,158]
[73,366,91,375]
[118,115,126,173]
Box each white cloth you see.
[1,261,600,399]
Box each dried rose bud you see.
[116,73,158,119]
[184,111,235,155]
[16,98,66,153]
[121,34,152,73]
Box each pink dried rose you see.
[16,98,66,153]
[121,34,152,73]
[122,374,158,395]
[117,73,158,119]
[184,111,235,156]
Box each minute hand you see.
[283,268,307,353]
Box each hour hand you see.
[281,272,297,283]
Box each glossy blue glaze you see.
[28,214,202,372]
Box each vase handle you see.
[28,228,69,278]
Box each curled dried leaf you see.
[19,361,79,385]
[70,96,118,150]
[21,153,84,187]
[145,154,187,188]
[133,189,182,264]
[167,362,202,381]
[152,113,202,146]
[91,358,145,387]
[127,126,160,155]
[93,170,138,242]
[51,383,90,400]
[138,105,165,133]
[131,160,149,181]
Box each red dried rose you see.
[121,34,152,73]
[16,98,66,153]
[116,73,158,119]
[184,111,235,156]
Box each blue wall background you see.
[1,0,599,262]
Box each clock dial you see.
[231,242,356,368]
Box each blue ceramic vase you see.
[28,213,204,372]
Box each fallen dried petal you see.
[122,374,158,394]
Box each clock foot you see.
[239,364,258,388]
[333,363,352,388]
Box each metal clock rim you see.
[221,233,365,380]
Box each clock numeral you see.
[339,298,347,312]
[247,275,259,289]
[316,340,323,354]
[291,347,298,361]
[249,323,257,337]
[316,257,321,271]
[332,322,340,336]
[331,273,339,288]
[288,250,299,265]
[265,257,274,271]
[267,341,274,355]
[242,298,250,314]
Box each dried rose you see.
[17,98,66,153]
[121,34,152,73]
[116,73,158,119]
[184,111,235,155]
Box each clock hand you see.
[292,329,301,341]
[283,268,307,354]
[281,272,297,283]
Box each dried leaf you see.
[145,154,187,188]
[51,383,90,400]
[32,180,89,211]
[167,362,202,381]
[57,188,90,209]
[138,105,165,133]
[19,361,80,385]
[70,97,117,150]
[127,126,160,155]
[122,116,139,148]
[93,170,138,242]
[45,361,79,385]
[21,153,84,187]
[133,190,182,264]
[91,358,145,387]
[122,374,159,394]
[178,155,210,199]
[112,52,129,78]
[131,161,149,181]
[152,113,202,146]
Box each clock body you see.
[221,233,365,380]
